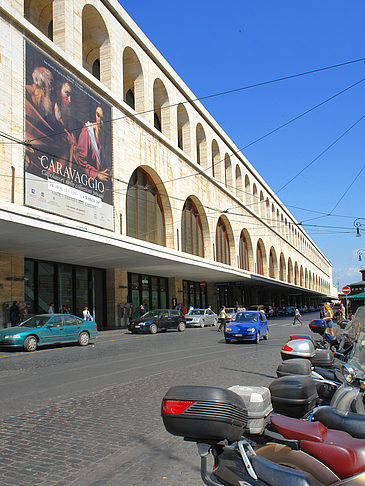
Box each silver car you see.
[185,309,218,328]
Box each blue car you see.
[0,314,98,352]
[224,310,268,344]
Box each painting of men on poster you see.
[24,40,113,230]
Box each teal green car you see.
[0,314,98,352]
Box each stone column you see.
[105,268,128,329]
[0,252,24,328]
[168,277,183,308]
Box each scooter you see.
[161,384,365,486]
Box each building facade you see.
[0,0,336,328]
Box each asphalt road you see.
[0,313,318,486]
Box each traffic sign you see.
[342,286,351,295]
[200,281,206,288]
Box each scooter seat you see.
[271,414,327,442]
[313,406,365,439]
[271,414,365,479]
[251,455,323,486]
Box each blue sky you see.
[119,0,365,291]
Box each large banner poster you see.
[24,40,113,230]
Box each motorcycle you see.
[161,384,365,486]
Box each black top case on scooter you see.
[276,358,312,377]
[269,375,318,418]
[312,348,334,368]
[161,385,248,443]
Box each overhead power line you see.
[20,56,365,145]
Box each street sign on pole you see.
[342,286,351,295]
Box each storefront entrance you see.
[24,259,106,326]
[128,273,168,319]
[183,280,207,309]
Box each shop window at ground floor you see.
[128,273,168,319]
[24,258,106,327]
[183,281,207,310]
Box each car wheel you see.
[177,322,185,332]
[255,332,260,344]
[263,329,269,340]
[150,323,158,334]
[225,338,231,344]
[200,320,205,328]
[78,331,90,346]
[23,335,37,352]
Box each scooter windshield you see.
[345,306,365,379]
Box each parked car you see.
[0,314,98,352]
[247,304,266,313]
[277,307,287,317]
[128,309,185,334]
[285,306,295,316]
[218,307,237,325]
[185,308,218,328]
[224,310,268,344]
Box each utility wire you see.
[20,56,365,144]
[276,112,365,195]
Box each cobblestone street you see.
[0,317,306,485]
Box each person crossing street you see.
[292,307,303,326]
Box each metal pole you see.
[346,296,348,319]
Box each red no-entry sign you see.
[342,286,351,295]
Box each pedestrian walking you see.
[83,306,91,321]
[323,303,334,338]
[339,303,346,320]
[139,304,145,316]
[9,301,20,327]
[292,307,303,325]
[218,306,229,332]
[48,302,55,314]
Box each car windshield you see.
[141,310,162,319]
[235,312,258,323]
[187,310,205,316]
[19,316,50,328]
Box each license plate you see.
[235,334,243,337]
[135,325,140,328]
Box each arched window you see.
[224,154,232,189]
[256,242,264,275]
[260,191,265,218]
[153,79,169,136]
[181,199,204,257]
[82,5,110,87]
[211,140,220,180]
[123,47,144,112]
[253,184,258,213]
[239,232,249,270]
[294,263,299,285]
[24,0,53,40]
[92,59,100,80]
[126,168,165,246]
[177,103,190,154]
[216,218,230,265]
[245,175,251,206]
[196,124,207,167]
[47,19,53,41]
[266,198,270,223]
[287,258,293,283]
[279,254,286,281]
[235,166,242,198]
[269,248,277,278]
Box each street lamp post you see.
[354,218,365,237]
